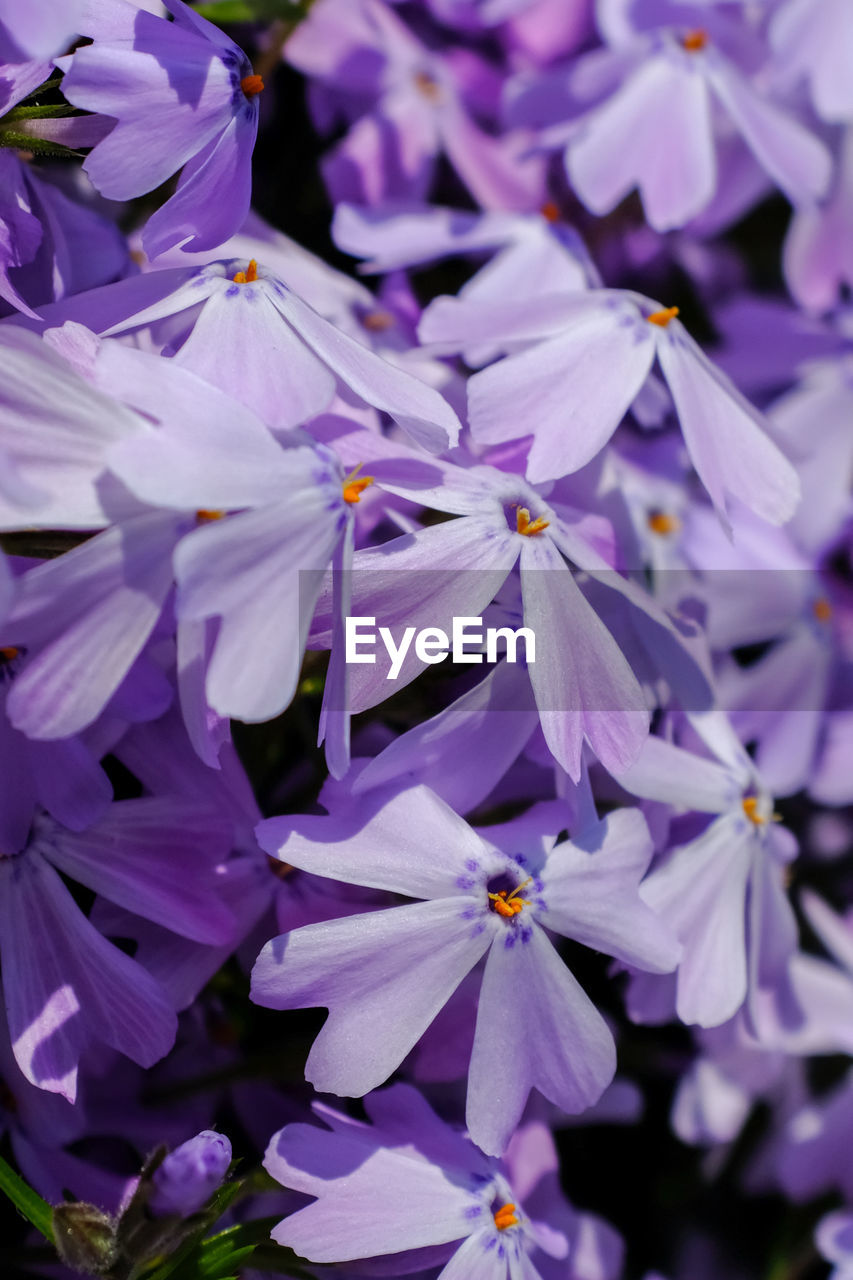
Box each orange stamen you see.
[361,309,394,332]
[342,464,374,505]
[648,511,681,536]
[241,74,265,98]
[540,200,560,224]
[647,306,680,327]
[813,597,833,623]
[233,259,258,284]
[0,646,19,661]
[489,877,533,918]
[516,507,550,537]
[494,1204,519,1231]
[196,509,225,523]
[414,70,442,101]
[682,29,708,51]
[742,796,766,826]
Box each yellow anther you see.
[488,877,533,918]
[540,200,560,223]
[414,70,443,101]
[342,464,374,505]
[233,259,259,284]
[493,1204,519,1231]
[196,509,226,523]
[647,511,681,536]
[682,29,708,51]
[0,646,20,662]
[241,74,265,98]
[647,306,680,327]
[742,796,766,826]
[361,310,394,332]
[516,507,550,537]
[813,597,833,623]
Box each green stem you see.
[0,1152,55,1242]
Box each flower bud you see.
[148,1130,232,1218]
[52,1202,118,1275]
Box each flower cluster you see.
[1,1,852,1279]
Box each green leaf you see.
[0,1152,55,1242]
[2,103,79,121]
[192,0,315,23]
[0,129,81,156]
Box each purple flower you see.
[252,788,679,1155]
[59,0,264,257]
[420,287,801,526]
[61,258,461,449]
[264,1082,620,1279]
[287,0,546,211]
[149,1130,232,1217]
[0,791,239,1101]
[559,26,831,229]
[617,712,800,1029]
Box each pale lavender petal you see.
[467,923,616,1155]
[266,1121,479,1260]
[0,327,143,531]
[7,513,178,738]
[438,1232,513,1280]
[539,810,682,973]
[467,295,654,473]
[770,0,853,123]
[640,817,752,1028]
[168,287,337,430]
[175,498,346,722]
[707,57,831,204]
[258,782,487,899]
[520,536,649,781]
[270,286,462,451]
[655,324,801,525]
[612,734,736,813]
[566,51,716,230]
[251,899,492,1096]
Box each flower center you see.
[342,464,374,505]
[233,259,258,284]
[681,29,708,52]
[540,200,560,223]
[647,511,681,536]
[516,507,550,537]
[414,70,443,102]
[742,795,765,826]
[241,74,265,99]
[0,646,20,662]
[489,877,532,919]
[493,1204,519,1231]
[647,306,680,328]
[813,597,833,623]
[361,309,395,332]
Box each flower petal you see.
[252,898,492,1097]
[467,923,616,1155]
